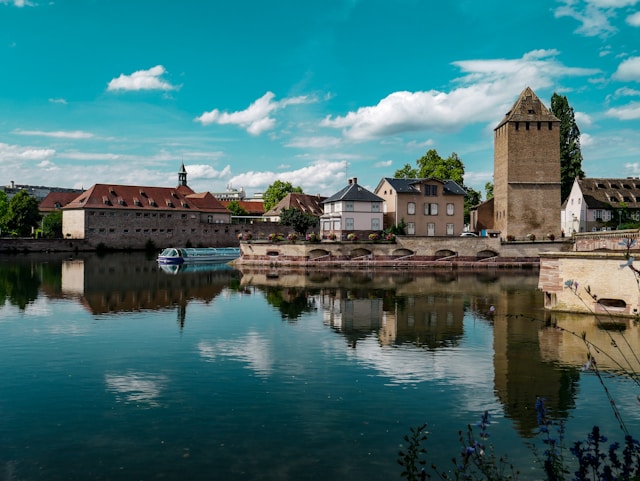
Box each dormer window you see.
[102,196,112,205]
[140,190,147,197]
[133,197,142,207]
[118,198,126,206]
[149,198,157,207]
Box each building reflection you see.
[58,253,241,327]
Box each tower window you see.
[526,122,530,130]
[515,122,519,131]
[548,122,552,130]
[537,122,541,130]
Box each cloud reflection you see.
[197,332,273,377]
[105,372,168,407]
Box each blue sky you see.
[1,0,640,198]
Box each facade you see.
[374,177,466,236]
[492,86,561,239]
[62,168,233,248]
[263,193,326,222]
[561,177,640,235]
[320,177,383,240]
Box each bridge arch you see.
[477,249,499,259]
[435,249,457,259]
[308,248,330,259]
[392,248,414,257]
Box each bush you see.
[347,233,358,241]
[306,232,319,242]
[287,232,298,242]
[369,233,380,241]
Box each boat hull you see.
[157,247,240,265]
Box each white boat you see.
[157,247,241,265]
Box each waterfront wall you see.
[539,251,640,317]
[234,236,574,269]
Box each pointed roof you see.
[576,178,640,210]
[379,177,467,196]
[495,86,559,130]
[264,193,326,216]
[323,178,383,203]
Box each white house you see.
[320,178,384,240]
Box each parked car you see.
[460,232,478,237]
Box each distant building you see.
[263,193,326,223]
[561,177,640,234]
[374,177,466,236]
[320,177,383,240]
[39,191,84,214]
[62,163,232,248]
[2,180,82,202]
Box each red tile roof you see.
[219,200,265,215]
[63,184,228,213]
[39,191,83,212]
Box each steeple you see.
[495,86,559,130]
[178,161,187,187]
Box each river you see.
[0,252,638,481]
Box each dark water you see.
[0,252,638,481]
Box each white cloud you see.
[374,160,393,168]
[195,91,315,135]
[107,65,178,92]
[198,332,273,377]
[105,372,168,407]
[229,159,346,193]
[48,98,68,105]
[574,111,593,127]
[613,56,640,81]
[0,142,55,161]
[627,10,640,25]
[184,163,232,180]
[553,0,638,37]
[285,136,343,148]
[581,132,595,146]
[614,86,640,96]
[13,129,94,139]
[322,50,598,140]
[0,0,33,6]
[606,101,640,119]
[37,160,58,170]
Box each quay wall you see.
[234,236,574,269]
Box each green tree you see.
[0,190,8,234]
[5,190,41,237]
[263,180,303,213]
[42,210,63,238]
[485,181,493,200]
[394,149,465,185]
[464,187,482,225]
[551,93,584,202]
[226,200,249,216]
[279,207,318,235]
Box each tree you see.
[279,207,318,235]
[464,187,482,225]
[485,182,493,200]
[42,211,63,238]
[263,180,304,213]
[226,200,249,216]
[551,93,584,202]
[394,149,465,185]
[0,190,8,234]
[5,190,41,237]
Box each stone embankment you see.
[233,236,574,270]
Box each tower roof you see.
[494,86,559,130]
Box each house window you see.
[446,203,454,215]
[407,222,416,235]
[407,202,416,215]
[207,215,213,224]
[424,203,438,215]
[427,223,435,236]
[446,223,454,235]
[371,218,380,230]
[371,202,381,213]
[345,218,354,230]
[424,185,438,196]
[593,210,603,221]
[345,201,354,212]
[332,220,340,230]
[323,221,330,231]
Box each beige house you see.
[320,177,383,240]
[62,164,232,249]
[374,177,466,236]
[263,193,326,223]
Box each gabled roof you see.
[63,183,228,213]
[495,86,559,130]
[378,177,467,196]
[323,178,383,203]
[576,178,640,209]
[219,200,265,215]
[264,193,326,216]
[39,191,83,212]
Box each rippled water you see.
[0,253,638,481]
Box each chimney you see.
[348,179,353,185]
[352,177,357,184]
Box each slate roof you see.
[63,183,228,213]
[264,193,326,216]
[380,177,467,196]
[577,178,640,209]
[495,86,559,130]
[323,179,383,203]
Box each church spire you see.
[178,161,187,187]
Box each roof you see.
[576,178,640,209]
[495,86,559,130]
[323,178,383,204]
[39,191,84,212]
[63,183,229,213]
[219,199,265,215]
[264,193,326,216]
[378,177,467,196]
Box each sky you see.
[1,0,640,198]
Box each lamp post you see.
[618,210,622,230]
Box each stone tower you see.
[493,87,561,239]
